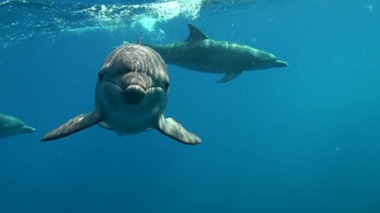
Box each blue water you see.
[1,0,380,212]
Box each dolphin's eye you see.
[164,82,169,90]
[98,73,103,81]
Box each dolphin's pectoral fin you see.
[156,115,201,145]
[217,70,243,83]
[41,110,102,141]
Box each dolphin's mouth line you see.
[104,80,121,88]
[104,80,163,92]
[104,80,147,91]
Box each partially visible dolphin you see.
[0,113,35,139]
[143,23,288,83]
[41,44,201,145]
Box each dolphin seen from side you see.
[142,23,288,83]
[41,44,201,145]
[0,113,35,139]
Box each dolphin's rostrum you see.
[143,23,288,83]
[41,44,201,145]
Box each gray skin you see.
[143,23,288,83]
[41,44,201,145]
[0,113,35,139]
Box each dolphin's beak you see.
[275,60,288,67]
[122,74,148,105]
[124,85,146,105]
[22,125,36,133]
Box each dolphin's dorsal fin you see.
[186,23,209,41]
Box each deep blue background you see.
[1,1,380,212]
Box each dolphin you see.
[0,113,35,139]
[142,23,288,83]
[41,44,201,145]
